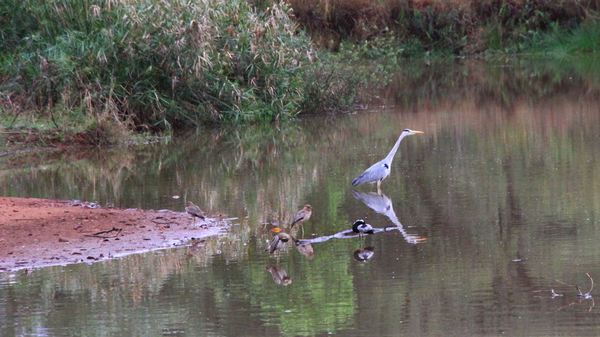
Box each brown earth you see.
[0,197,227,272]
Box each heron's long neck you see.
[384,133,407,163]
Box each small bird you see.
[185,201,205,225]
[291,204,312,228]
[352,219,374,235]
[267,232,295,254]
[352,129,424,193]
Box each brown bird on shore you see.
[291,204,312,228]
[267,232,295,254]
[185,201,205,225]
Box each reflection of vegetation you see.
[0,231,359,336]
[369,57,600,114]
[0,146,137,201]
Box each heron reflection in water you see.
[352,129,423,194]
[352,190,426,244]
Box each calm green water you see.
[3,59,600,336]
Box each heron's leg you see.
[376,180,382,195]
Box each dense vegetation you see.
[1,1,327,137]
[288,0,597,57]
[1,0,599,146]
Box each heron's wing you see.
[352,161,389,185]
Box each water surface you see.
[2,59,600,336]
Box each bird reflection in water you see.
[186,240,205,257]
[265,265,292,285]
[354,247,375,262]
[352,190,426,244]
[264,192,426,264]
[295,240,314,259]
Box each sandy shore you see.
[0,197,228,272]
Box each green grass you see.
[2,0,598,148]
[1,0,347,140]
[531,19,600,58]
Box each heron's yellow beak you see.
[412,130,424,134]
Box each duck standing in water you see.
[267,232,295,254]
[291,204,312,228]
[352,219,374,235]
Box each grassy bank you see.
[1,0,362,147]
[1,0,599,149]
[289,0,597,58]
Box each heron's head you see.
[403,129,424,135]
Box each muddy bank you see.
[0,197,228,272]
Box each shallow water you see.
[3,59,600,336]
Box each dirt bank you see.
[0,197,228,272]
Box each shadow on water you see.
[4,58,600,336]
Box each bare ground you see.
[0,197,228,272]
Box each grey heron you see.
[351,129,423,192]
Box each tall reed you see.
[0,0,318,133]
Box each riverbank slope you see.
[0,197,227,272]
